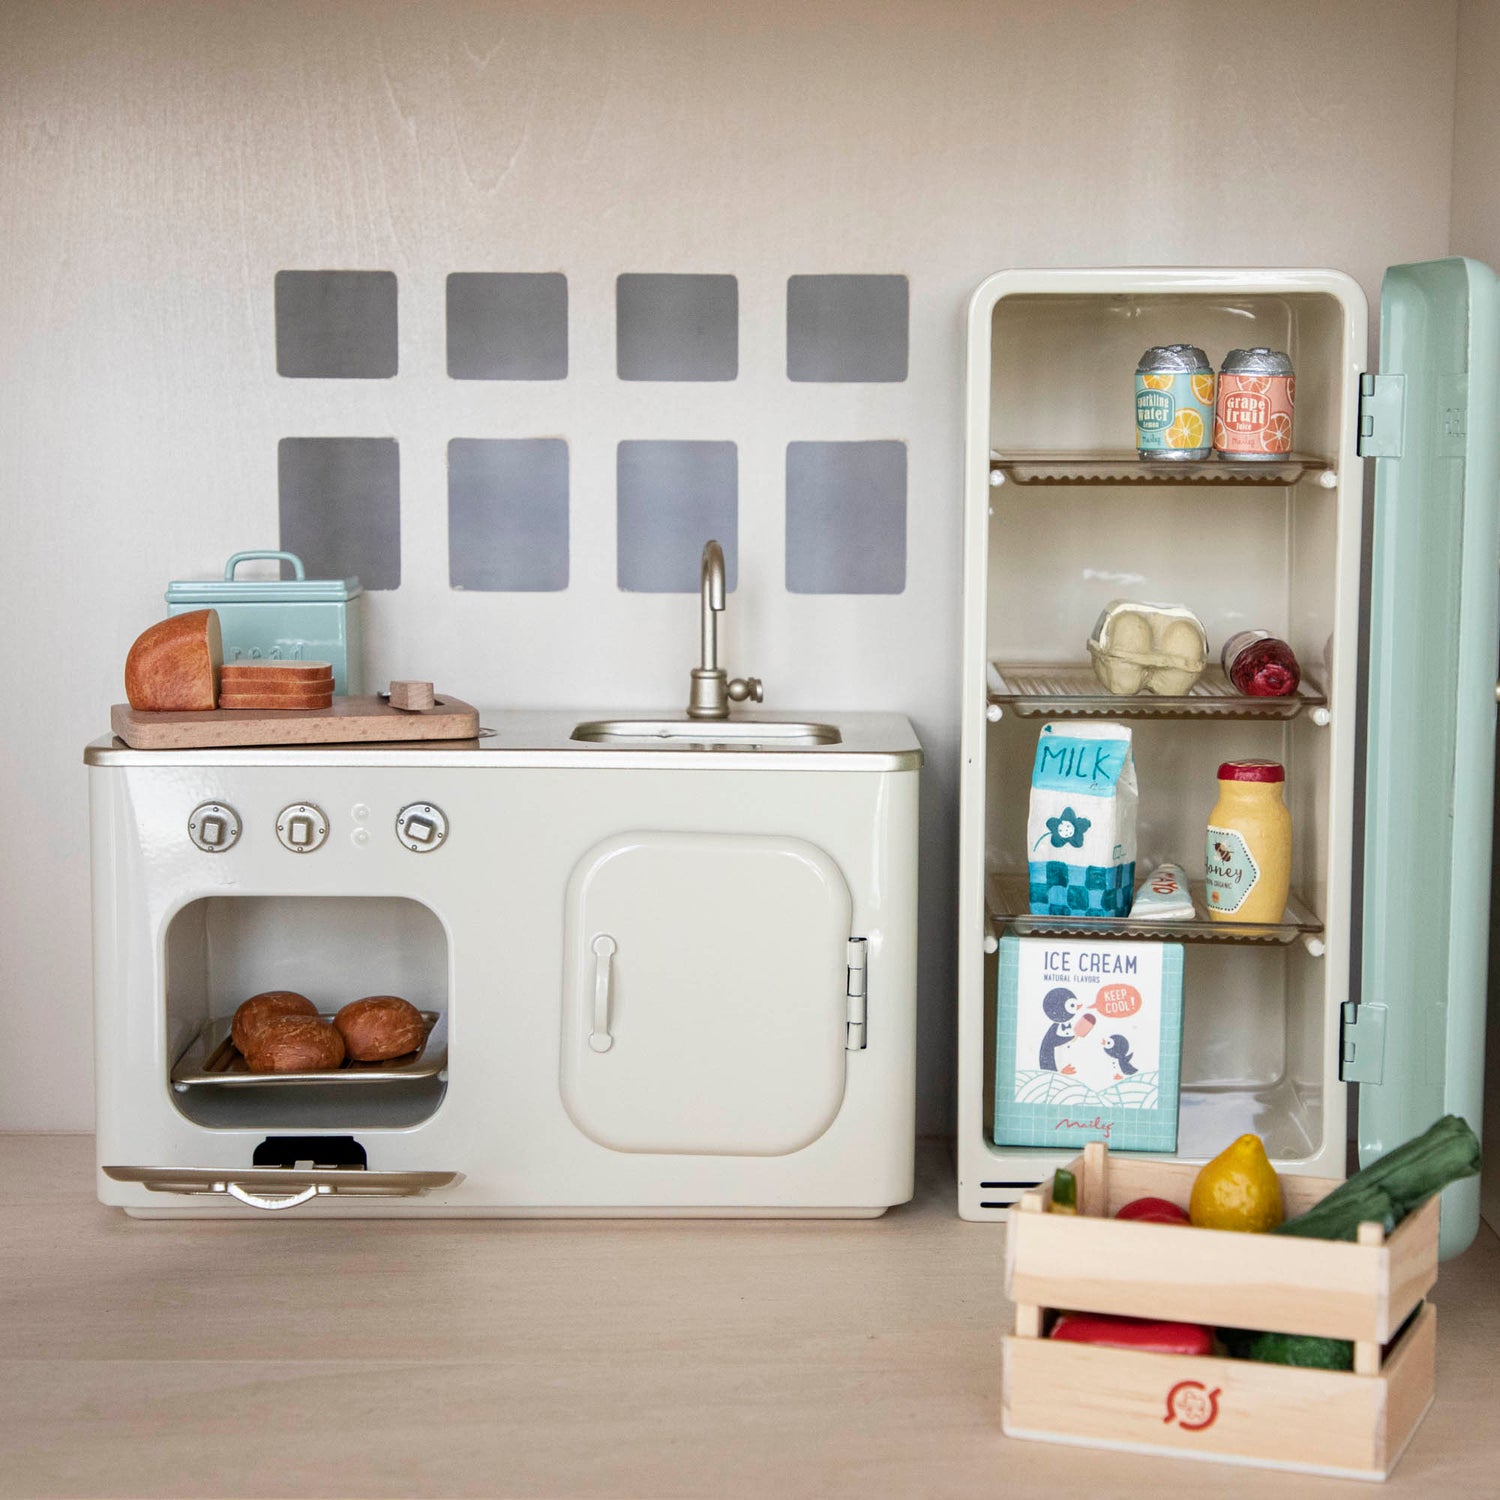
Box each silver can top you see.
[1137,343,1212,375]
[1220,346,1294,376]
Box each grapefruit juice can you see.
[1135,344,1215,460]
[1214,347,1295,459]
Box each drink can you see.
[1135,345,1214,460]
[1214,347,1295,459]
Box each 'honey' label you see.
[1205,826,1260,913]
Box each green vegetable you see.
[1240,1332,1353,1370]
[1274,1114,1481,1242]
[1050,1167,1078,1215]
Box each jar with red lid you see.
[1222,629,1301,697]
[1205,760,1291,924]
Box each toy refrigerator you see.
[957,262,1499,1257]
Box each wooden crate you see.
[1002,1142,1439,1481]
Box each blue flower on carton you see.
[1041,806,1090,850]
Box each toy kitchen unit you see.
[87,551,922,1219]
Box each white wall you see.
[0,0,1461,1132]
[1451,0,1500,1233]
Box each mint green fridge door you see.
[1358,256,1500,1258]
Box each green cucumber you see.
[1241,1332,1353,1370]
[1274,1115,1480,1243]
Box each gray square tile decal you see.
[447,273,568,380]
[786,441,906,594]
[617,274,738,381]
[275,271,398,379]
[448,439,569,591]
[617,441,737,592]
[786,275,908,382]
[278,437,401,591]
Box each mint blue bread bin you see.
[166,551,364,695]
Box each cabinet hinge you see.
[1357,373,1405,458]
[846,937,868,1050]
[1340,999,1387,1085]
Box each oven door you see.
[560,830,855,1156]
[102,1165,462,1211]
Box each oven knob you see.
[396,802,448,853]
[188,802,241,853]
[276,803,329,853]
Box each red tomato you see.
[1115,1196,1191,1225]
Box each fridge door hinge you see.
[845,937,868,1050]
[1340,1000,1387,1085]
[1357,373,1405,458]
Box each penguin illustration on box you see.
[1103,1033,1138,1081]
[1040,1007,1095,1073]
[1037,988,1081,1072]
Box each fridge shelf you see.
[986,872,1323,945]
[988,451,1335,487]
[986,662,1328,722]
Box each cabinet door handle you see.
[589,933,617,1053]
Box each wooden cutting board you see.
[110,694,481,750]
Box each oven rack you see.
[171,1010,448,1089]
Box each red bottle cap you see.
[1218,759,1285,783]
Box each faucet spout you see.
[687,540,762,720]
[700,539,725,671]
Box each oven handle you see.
[589,932,617,1053]
[223,1181,332,1211]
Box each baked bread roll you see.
[244,1015,346,1073]
[334,995,427,1061]
[125,610,222,711]
[231,990,317,1056]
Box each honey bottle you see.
[1205,761,1292,923]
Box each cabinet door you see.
[560,831,853,1156]
[1361,256,1500,1257]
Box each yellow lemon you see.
[1140,372,1174,391]
[1165,410,1206,449]
[1189,1134,1284,1232]
[1191,372,1216,404]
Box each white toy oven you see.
[87,711,920,1217]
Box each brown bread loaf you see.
[124,610,222,711]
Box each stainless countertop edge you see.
[82,709,924,771]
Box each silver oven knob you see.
[396,802,448,852]
[276,803,329,853]
[188,802,241,853]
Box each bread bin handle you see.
[222,1180,330,1211]
[224,550,306,581]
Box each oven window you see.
[164,895,449,1129]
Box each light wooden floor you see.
[3,1135,1498,1499]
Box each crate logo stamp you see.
[1163,1379,1221,1432]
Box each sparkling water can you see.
[1214,347,1295,459]
[1135,345,1215,460]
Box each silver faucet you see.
[687,540,763,719]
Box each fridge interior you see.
[976,284,1352,1188]
[163,895,449,1130]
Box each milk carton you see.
[1026,722,1138,917]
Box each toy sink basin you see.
[571,719,842,747]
